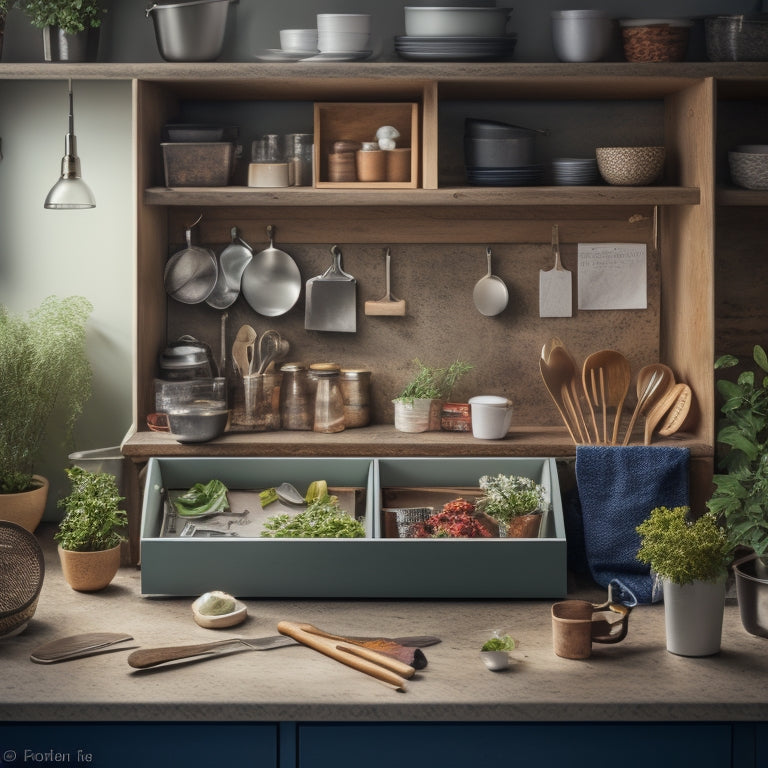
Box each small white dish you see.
[255,49,318,62]
[192,597,247,629]
[480,650,510,671]
[300,50,372,62]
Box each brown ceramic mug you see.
[551,599,630,659]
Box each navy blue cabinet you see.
[298,723,733,768]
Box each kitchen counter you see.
[3,525,768,724]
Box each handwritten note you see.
[577,243,647,310]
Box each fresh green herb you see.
[481,634,516,652]
[636,506,732,586]
[21,0,105,33]
[174,479,229,517]
[707,345,768,558]
[0,296,93,494]
[476,474,545,524]
[394,359,473,404]
[55,466,126,552]
[261,494,365,538]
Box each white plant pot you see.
[393,398,432,433]
[663,576,726,657]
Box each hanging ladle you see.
[473,247,508,316]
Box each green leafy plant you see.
[55,466,126,552]
[636,506,732,586]
[174,479,229,517]
[706,345,768,559]
[476,474,545,524]
[261,494,365,538]
[0,296,93,494]
[481,634,516,652]
[21,0,104,33]
[394,359,473,404]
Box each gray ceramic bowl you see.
[729,151,768,190]
[168,403,229,443]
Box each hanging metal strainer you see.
[0,521,45,638]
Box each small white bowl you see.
[192,596,248,629]
[480,650,510,671]
[280,28,318,53]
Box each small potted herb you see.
[636,505,732,656]
[21,0,105,60]
[393,359,473,433]
[55,466,127,592]
[480,631,516,671]
[476,474,546,538]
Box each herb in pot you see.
[411,498,492,538]
[261,494,365,538]
[174,479,229,517]
[394,359,473,405]
[476,474,545,525]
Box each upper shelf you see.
[3,61,768,99]
[144,185,700,207]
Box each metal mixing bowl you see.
[146,0,231,62]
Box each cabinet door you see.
[1,723,278,768]
[298,723,731,768]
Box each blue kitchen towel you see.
[575,445,690,604]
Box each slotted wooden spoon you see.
[582,350,631,444]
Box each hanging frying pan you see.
[164,216,218,304]
[241,225,301,317]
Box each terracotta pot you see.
[58,544,121,592]
[0,475,49,533]
[505,512,542,538]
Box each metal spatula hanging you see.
[539,224,573,317]
[305,245,357,332]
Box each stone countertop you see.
[3,525,768,724]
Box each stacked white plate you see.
[551,157,599,186]
[394,34,517,61]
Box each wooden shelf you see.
[122,424,713,460]
[716,185,768,206]
[145,185,700,207]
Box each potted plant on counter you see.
[636,505,732,657]
[55,466,126,591]
[707,345,768,637]
[0,296,92,532]
[393,359,473,433]
[476,473,546,538]
[21,0,104,61]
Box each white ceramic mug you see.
[468,395,513,439]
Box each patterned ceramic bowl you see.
[596,146,665,186]
[729,150,768,190]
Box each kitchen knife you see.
[31,633,136,664]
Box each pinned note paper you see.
[577,243,647,310]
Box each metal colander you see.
[0,521,45,638]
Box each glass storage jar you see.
[313,369,345,433]
[340,367,371,427]
[279,362,313,430]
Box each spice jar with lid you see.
[340,367,371,428]
[279,362,314,430]
[313,368,345,433]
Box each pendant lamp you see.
[44,80,95,210]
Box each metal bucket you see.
[734,554,768,638]
[68,447,127,500]
[146,0,231,62]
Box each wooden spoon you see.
[548,343,593,444]
[232,324,257,377]
[582,350,631,444]
[657,383,693,437]
[644,382,686,444]
[622,363,675,445]
[539,353,578,444]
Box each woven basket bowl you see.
[0,521,45,638]
[621,24,690,62]
[596,146,665,186]
[729,151,768,190]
